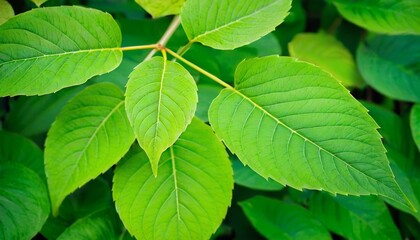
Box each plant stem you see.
[176,41,194,56]
[145,15,181,60]
[119,44,158,51]
[165,48,232,89]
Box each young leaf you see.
[0,0,14,25]
[0,163,50,240]
[181,0,292,50]
[113,118,233,240]
[288,32,363,88]
[135,0,185,18]
[310,193,401,240]
[332,0,420,34]
[208,56,412,208]
[57,210,118,240]
[0,6,122,96]
[239,196,331,240]
[411,105,420,150]
[125,56,197,176]
[0,131,44,178]
[45,83,134,215]
[357,34,420,102]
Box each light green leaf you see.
[357,34,420,102]
[0,163,50,239]
[31,0,47,7]
[0,0,14,25]
[332,0,420,34]
[181,0,291,49]
[309,193,401,240]
[57,209,118,240]
[411,104,420,150]
[240,196,331,240]
[288,32,363,88]
[232,157,284,191]
[135,0,185,18]
[208,55,412,209]
[0,6,122,96]
[0,131,44,178]
[113,118,233,240]
[45,83,134,215]
[125,56,197,176]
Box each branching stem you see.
[145,15,181,60]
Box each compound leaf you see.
[125,56,197,176]
[208,55,412,209]
[0,6,122,96]
[0,163,50,240]
[113,118,233,240]
[289,32,363,88]
[135,0,185,18]
[240,196,331,240]
[332,0,420,34]
[310,193,401,240]
[45,83,134,215]
[410,105,420,150]
[181,0,291,49]
[357,34,420,102]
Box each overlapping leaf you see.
[0,163,50,239]
[135,0,185,18]
[113,118,233,240]
[0,6,122,96]
[332,0,420,34]
[45,83,134,215]
[181,0,291,49]
[125,56,197,176]
[411,105,420,150]
[0,0,14,25]
[209,56,411,208]
[310,193,401,240]
[240,196,331,240]
[289,32,363,88]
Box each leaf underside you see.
[45,83,134,215]
[113,118,233,240]
[0,6,122,96]
[135,0,185,18]
[209,55,411,209]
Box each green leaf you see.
[232,157,284,191]
[332,0,420,34]
[196,84,223,122]
[208,55,412,209]
[31,0,47,7]
[0,163,50,239]
[113,118,233,240]
[240,196,331,240]
[0,131,44,178]
[45,82,134,215]
[357,34,420,102]
[0,6,122,96]
[288,32,363,88]
[181,0,292,49]
[57,209,118,240]
[125,56,197,176]
[4,85,84,137]
[411,104,420,150]
[135,0,185,18]
[0,0,14,25]
[310,193,401,240]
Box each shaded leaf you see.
[136,0,185,18]
[125,56,197,176]
[0,0,14,25]
[289,32,363,88]
[310,193,401,240]
[113,118,233,240]
[45,83,134,215]
[332,0,420,34]
[31,0,47,7]
[357,34,420,102]
[196,84,223,122]
[240,196,331,240]
[208,55,411,208]
[0,163,50,239]
[0,6,122,96]
[411,104,420,150]
[181,0,291,49]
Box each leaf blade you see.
[135,0,185,18]
[0,6,122,96]
[411,105,420,150]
